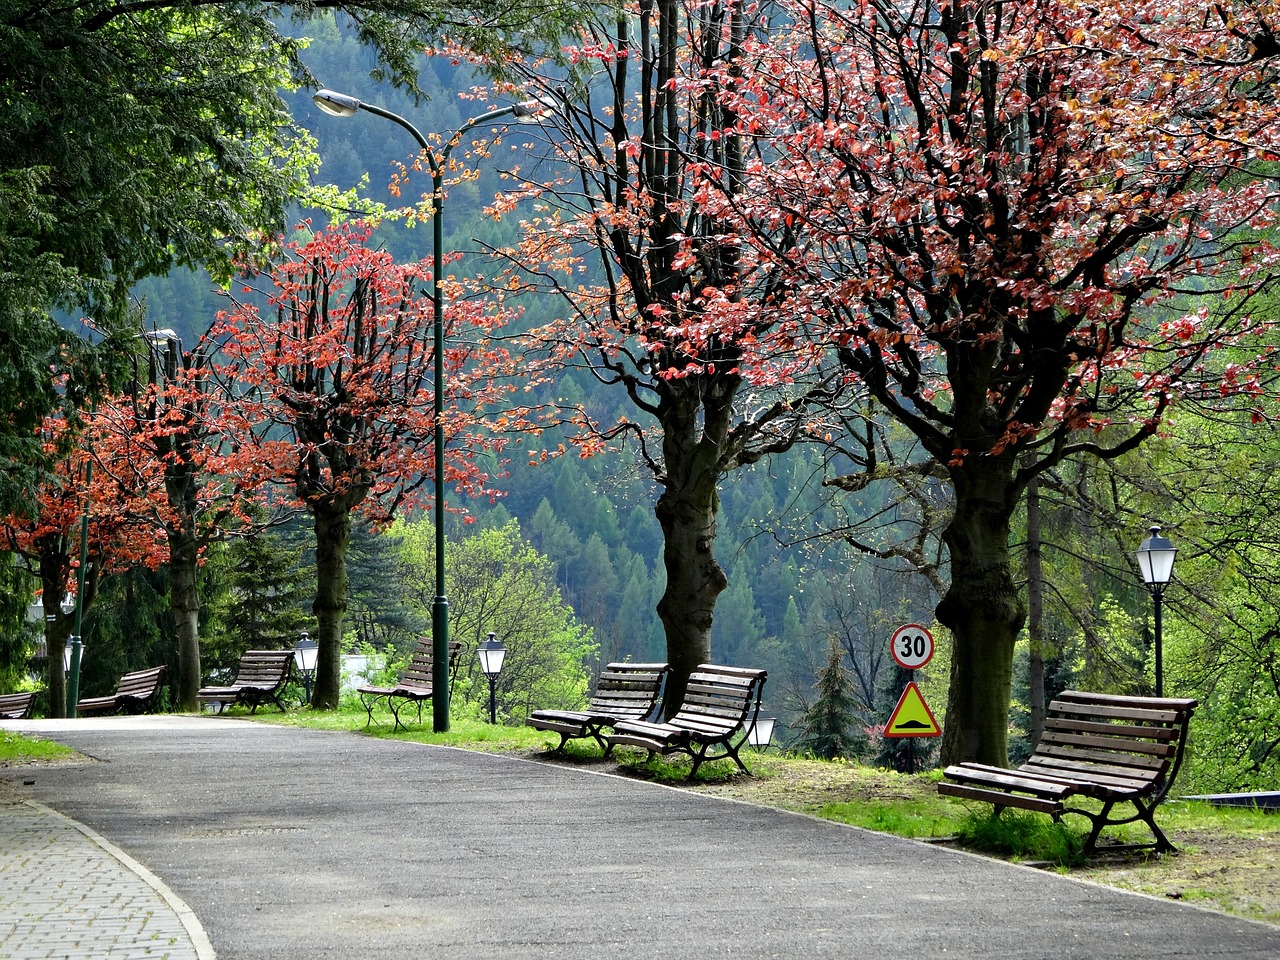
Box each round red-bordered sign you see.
[890,623,934,670]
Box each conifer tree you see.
[796,636,865,760]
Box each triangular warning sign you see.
[884,681,941,738]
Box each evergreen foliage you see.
[796,636,866,761]
[202,527,312,670]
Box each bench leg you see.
[359,692,380,728]
[1072,799,1178,855]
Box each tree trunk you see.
[936,461,1026,767]
[653,381,737,714]
[40,560,68,719]
[167,524,202,712]
[1025,471,1046,748]
[311,506,351,710]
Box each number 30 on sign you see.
[890,624,934,670]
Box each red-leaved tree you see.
[679,0,1280,763]
[215,222,518,708]
[477,1,847,710]
[2,412,168,715]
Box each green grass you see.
[954,809,1087,865]
[0,731,77,765]
[818,797,970,839]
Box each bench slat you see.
[937,782,1064,815]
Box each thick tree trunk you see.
[39,558,74,718]
[167,525,202,712]
[937,462,1026,767]
[654,479,727,715]
[311,506,351,710]
[654,394,732,715]
[1025,472,1046,747]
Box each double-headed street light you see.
[312,88,551,732]
[1136,525,1177,698]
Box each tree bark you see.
[40,559,69,719]
[1025,471,1046,748]
[654,462,727,715]
[167,523,202,712]
[936,460,1026,767]
[311,506,351,710]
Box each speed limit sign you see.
[890,623,934,670]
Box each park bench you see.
[77,665,167,715]
[604,663,767,778]
[527,662,669,751]
[0,691,35,719]
[197,650,294,714]
[357,639,462,731]
[938,689,1198,854]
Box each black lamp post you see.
[60,590,85,717]
[311,88,551,733]
[1136,525,1177,697]
[293,631,318,705]
[477,632,506,724]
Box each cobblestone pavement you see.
[0,799,212,960]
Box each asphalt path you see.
[8,716,1280,960]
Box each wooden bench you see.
[197,650,294,714]
[604,663,767,778]
[77,665,167,715]
[527,662,669,751]
[357,639,462,731]
[938,690,1198,854]
[0,692,36,719]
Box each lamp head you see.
[313,89,362,118]
[1136,524,1177,587]
[511,95,557,123]
[747,716,777,750]
[294,631,318,672]
[478,632,506,677]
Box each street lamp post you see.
[477,632,506,724]
[293,631,319,705]
[1136,525,1177,698]
[312,88,549,732]
[67,509,88,718]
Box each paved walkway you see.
[3,716,1280,960]
[0,799,210,959]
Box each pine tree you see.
[796,636,865,760]
[205,526,312,671]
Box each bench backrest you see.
[1030,689,1198,795]
[669,664,767,737]
[587,662,669,721]
[399,639,463,687]
[232,650,295,689]
[114,666,166,701]
[0,691,35,718]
